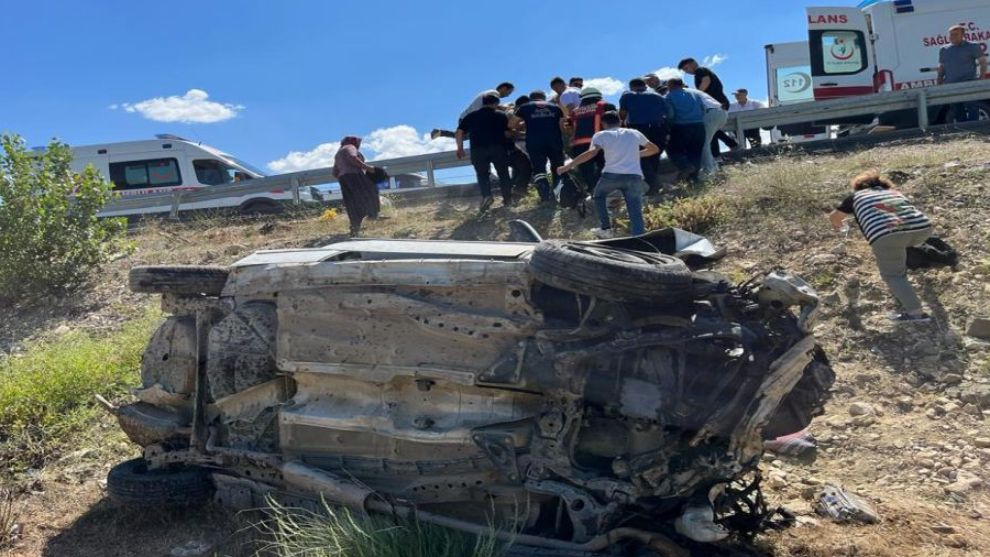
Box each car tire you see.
[129,266,230,296]
[107,458,214,507]
[240,199,284,216]
[763,347,835,440]
[529,240,692,303]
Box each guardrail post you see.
[735,117,745,147]
[426,160,436,187]
[169,191,181,220]
[291,177,301,204]
[917,89,929,131]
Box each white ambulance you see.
[764,41,832,141]
[767,0,990,126]
[66,135,320,218]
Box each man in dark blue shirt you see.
[512,90,576,202]
[664,78,707,184]
[619,77,672,194]
[456,94,513,211]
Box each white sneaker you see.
[593,228,614,239]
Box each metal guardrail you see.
[727,79,990,140]
[104,80,990,218]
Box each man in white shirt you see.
[557,111,659,238]
[459,82,515,121]
[727,89,767,148]
[549,76,581,114]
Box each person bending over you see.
[829,170,933,323]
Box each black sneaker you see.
[888,312,931,324]
[479,196,494,213]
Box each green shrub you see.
[0,310,160,468]
[0,134,126,302]
[643,194,727,234]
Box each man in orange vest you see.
[567,87,616,193]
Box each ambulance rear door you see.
[807,7,876,100]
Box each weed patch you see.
[255,497,506,557]
[644,194,727,234]
[0,309,160,470]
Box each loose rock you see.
[849,402,874,417]
[966,317,990,340]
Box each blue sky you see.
[1,0,858,173]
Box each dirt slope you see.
[2,136,989,557]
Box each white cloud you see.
[363,125,456,160]
[702,53,728,67]
[583,77,625,97]
[267,141,341,174]
[650,66,684,81]
[114,89,244,124]
[266,125,456,173]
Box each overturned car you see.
[106,228,833,554]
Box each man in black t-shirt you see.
[678,57,738,157]
[456,94,513,211]
[511,90,576,202]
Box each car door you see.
[807,7,876,100]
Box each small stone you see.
[170,541,213,557]
[926,408,942,420]
[852,415,876,427]
[945,471,984,496]
[966,317,990,340]
[939,374,964,386]
[974,438,990,449]
[849,402,874,417]
[767,471,789,489]
[895,396,914,411]
[932,523,956,534]
[937,467,958,481]
[812,254,839,264]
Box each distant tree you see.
[0,134,127,303]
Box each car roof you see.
[231,239,537,267]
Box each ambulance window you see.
[192,159,252,185]
[810,30,867,76]
[108,158,182,190]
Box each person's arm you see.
[980,54,989,79]
[937,49,946,85]
[455,129,467,159]
[557,146,602,174]
[829,209,848,230]
[640,141,659,158]
[339,145,373,172]
[509,113,524,131]
[698,76,711,92]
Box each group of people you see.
[454,58,763,237]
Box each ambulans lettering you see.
[808,14,849,25]
[896,79,937,90]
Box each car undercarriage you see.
[104,228,834,555]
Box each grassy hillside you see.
[1,136,988,556]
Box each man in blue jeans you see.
[557,111,659,238]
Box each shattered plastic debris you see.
[815,485,880,524]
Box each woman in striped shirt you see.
[830,170,933,324]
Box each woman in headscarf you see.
[332,136,381,237]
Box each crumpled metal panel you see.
[277,284,536,376]
[223,259,530,298]
[280,371,542,460]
